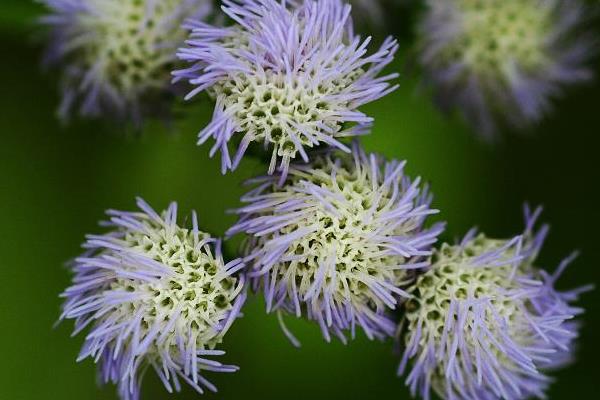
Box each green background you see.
[1,1,598,399]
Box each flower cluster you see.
[41,0,213,122]
[43,1,592,399]
[398,207,590,399]
[175,0,398,178]
[60,198,246,400]
[228,143,444,344]
[417,0,595,138]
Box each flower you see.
[398,206,592,400]
[175,0,399,178]
[417,0,595,138]
[227,142,444,344]
[60,198,247,400]
[40,0,213,123]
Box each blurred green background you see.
[1,1,598,399]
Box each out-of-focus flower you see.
[418,0,596,138]
[40,0,213,123]
[175,0,398,179]
[60,198,246,400]
[227,142,444,345]
[398,206,592,400]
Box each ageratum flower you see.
[175,0,398,179]
[40,0,213,123]
[398,206,591,400]
[418,0,595,138]
[227,143,444,344]
[60,198,246,400]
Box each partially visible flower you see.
[175,0,398,179]
[417,0,596,138]
[227,142,444,344]
[398,206,591,400]
[60,198,246,400]
[40,0,213,123]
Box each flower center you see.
[445,0,551,75]
[406,236,525,335]
[111,218,237,347]
[260,159,412,305]
[213,68,364,159]
[76,0,188,95]
[404,235,539,391]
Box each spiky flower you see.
[60,198,247,400]
[175,0,398,179]
[398,207,591,400]
[227,143,444,344]
[40,0,213,123]
[418,0,595,138]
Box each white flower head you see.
[228,143,444,344]
[418,0,595,137]
[60,198,247,400]
[41,0,213,123]
[175,0,399,178]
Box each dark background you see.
[1,1,598,399]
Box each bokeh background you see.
[1,1,599,399]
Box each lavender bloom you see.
[227,142,444,345]
[40,0,213,123]
[418,0,596,138]
[60,198,246,400]
[398,206,592,400]
[175,0,399,179]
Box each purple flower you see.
[398,206,592,400]
[60,198,247,400]
[175,0,399,179]
[227,142,444,345]
[417,0,596,138]
[40,0,213,123]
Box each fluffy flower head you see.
[228,143,444,344]
[41,0,213,122]
[175,0,398,178]
[60,198,246,400]
[418,0,595,137]
[398,207,590,400]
